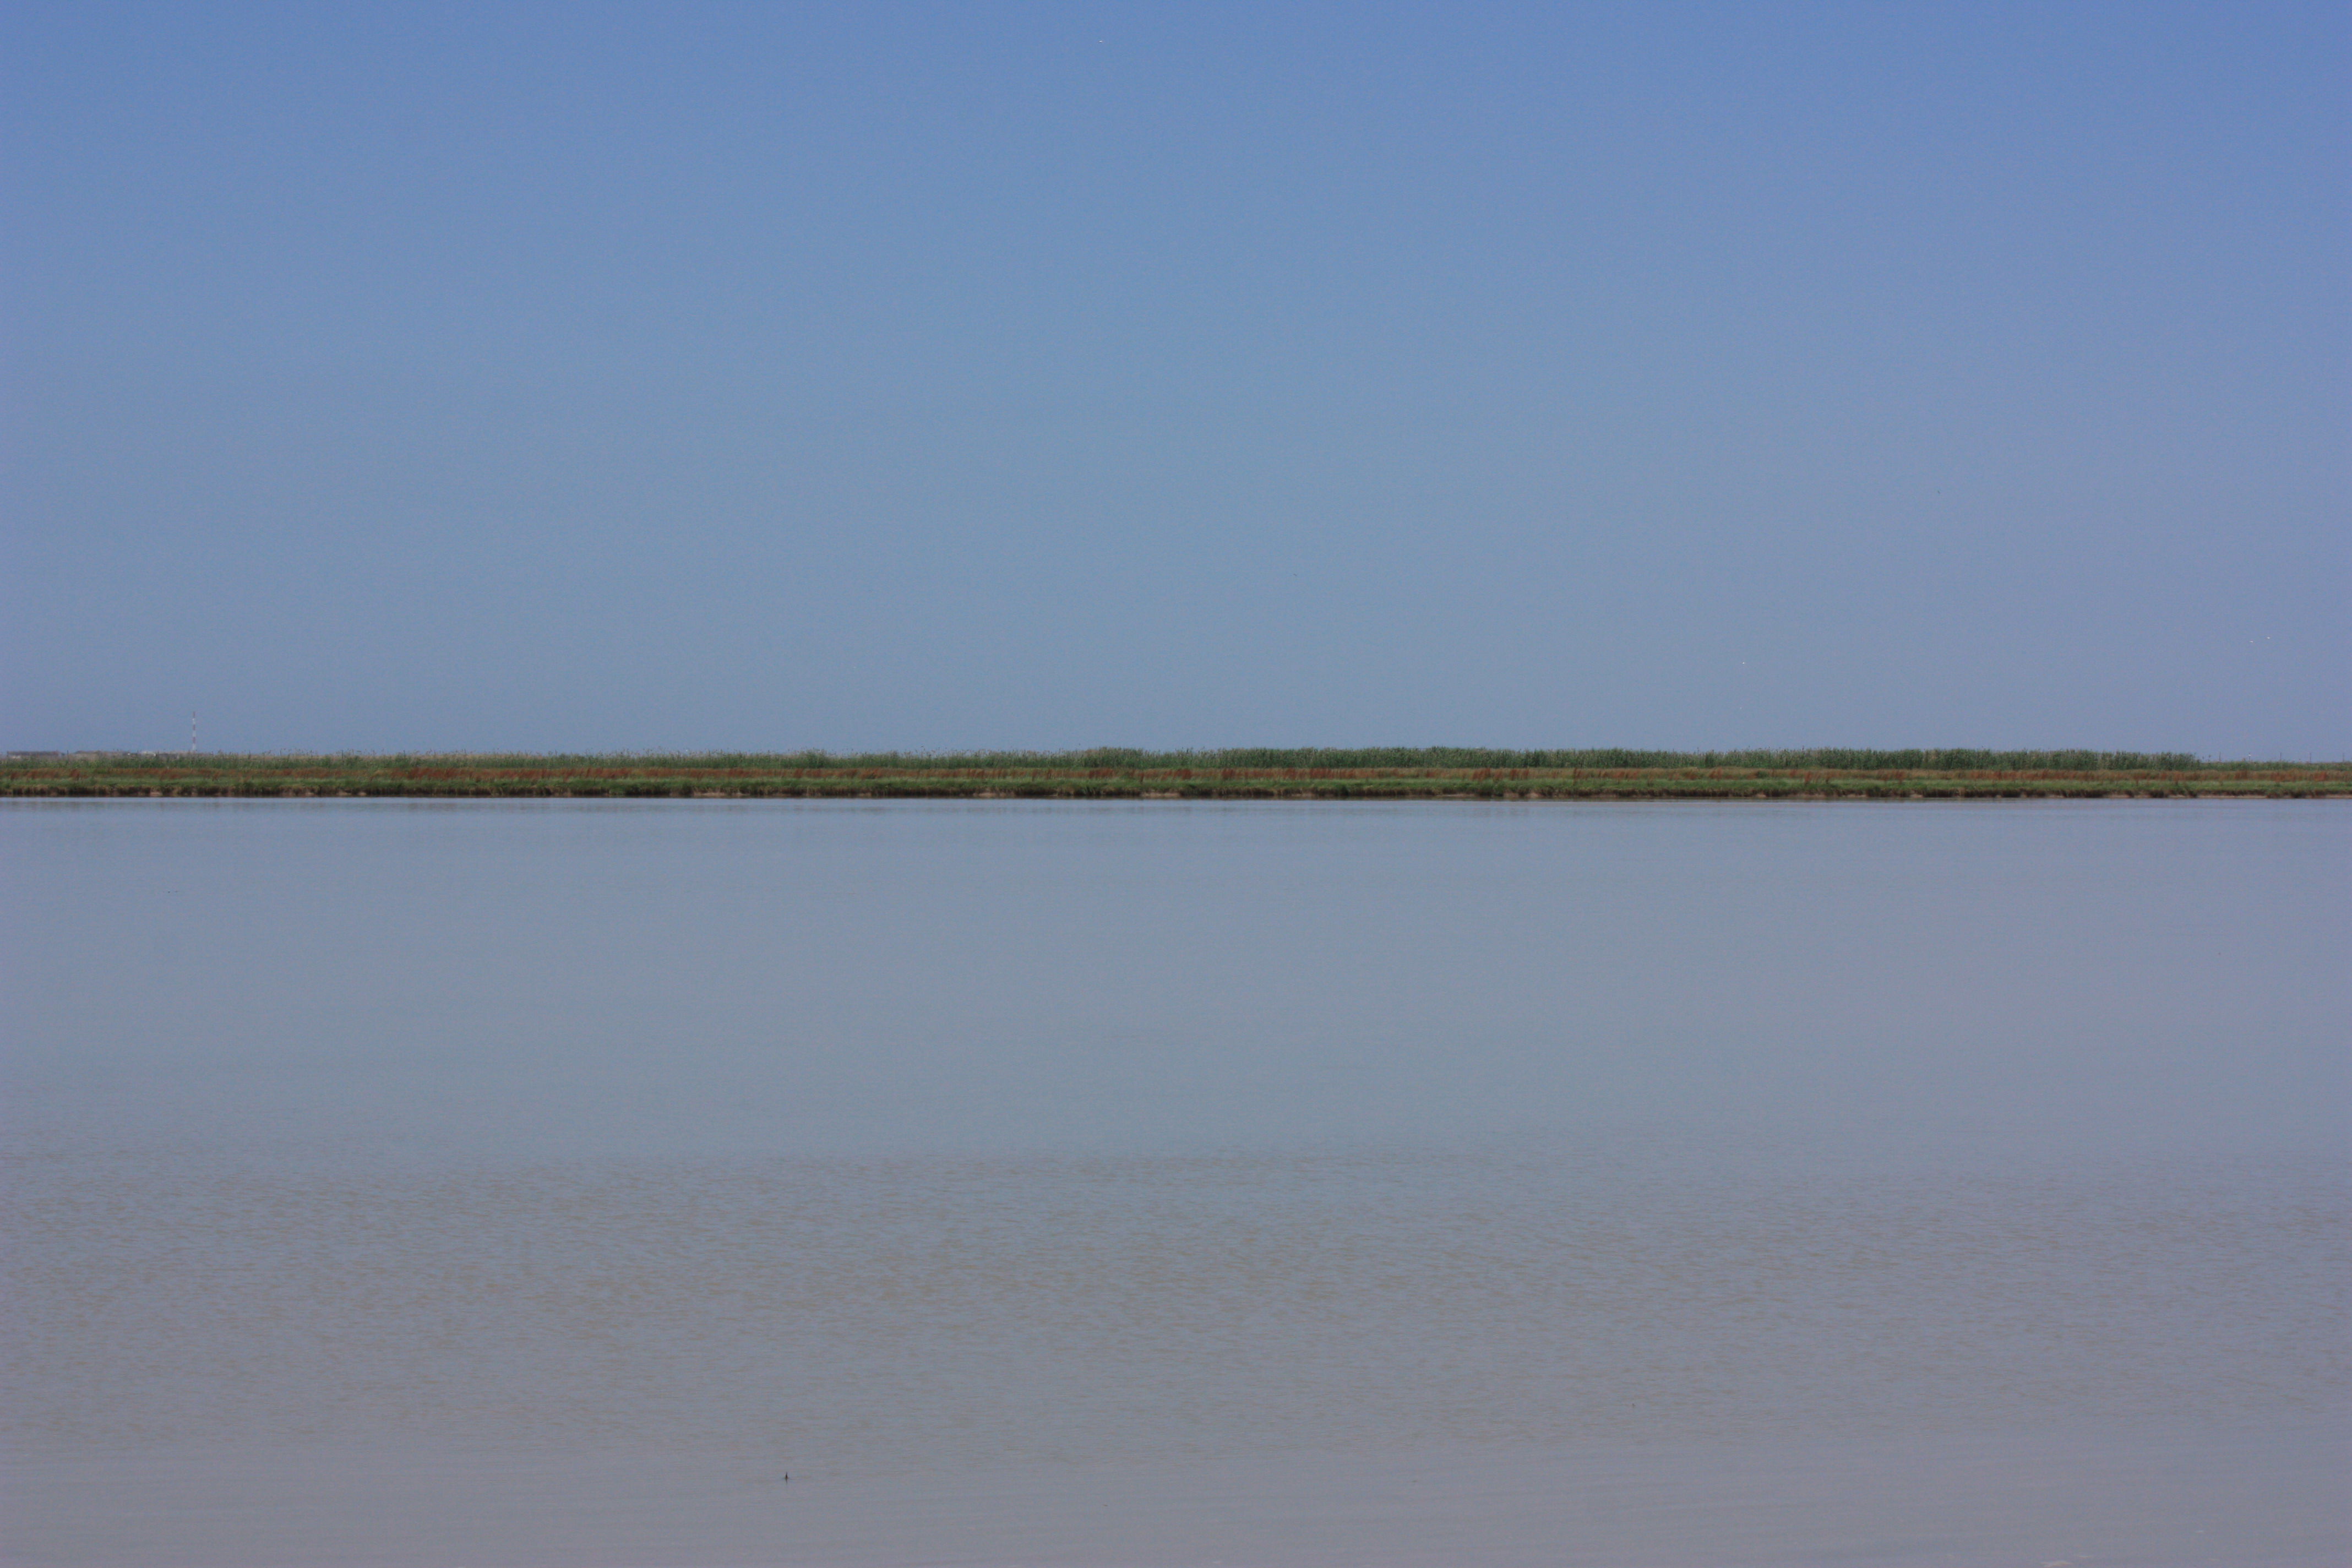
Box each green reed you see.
[4,748,2345,798]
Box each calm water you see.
[3,799,2345,1565]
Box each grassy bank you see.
[4,749,2346,799]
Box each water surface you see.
[3,800,2344,1564]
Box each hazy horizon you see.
[6,744,2344,765]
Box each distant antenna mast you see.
[190,710,197,754]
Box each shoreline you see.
[6,750,2346,801]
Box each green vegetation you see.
[3,749,2345,798]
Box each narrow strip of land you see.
[4,749,2344,799]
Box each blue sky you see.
[4,2,2344,755]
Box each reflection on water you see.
[3,801,2346,1565]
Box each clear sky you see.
[4,2,2344,756]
